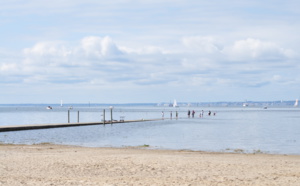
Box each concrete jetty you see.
[0,119,162,132]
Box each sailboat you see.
[294,99,298,107]
[243,99,248,107]
[173,99,179,107]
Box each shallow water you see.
[0,105,299,154]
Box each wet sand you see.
[0,144,300,185]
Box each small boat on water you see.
[173,99,179,107]
[294,99,298,107]
[46,106,52,110]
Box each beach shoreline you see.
[1,144,300,185]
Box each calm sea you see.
[0,105,299,155]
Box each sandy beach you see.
[0,144,300,185]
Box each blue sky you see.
[0,0,300,104]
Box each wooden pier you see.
[0,119,162,132]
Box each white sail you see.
[294,99,298,107]
[173,99,178,107]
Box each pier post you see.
[110,106,113,124]
[77,111,79,123]
[103,109,105,125]
[68,110,70,123]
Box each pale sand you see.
[1,144,300,185]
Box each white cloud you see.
[0,36,292,90]
[222,38,291,61]
[23,42,67,57]
[80,37,101,55]
[22,36,125,68]
[1,25,300,103]
[0,63,17,72]
[101,37,123,56]
[80,36,123,57]
[15,36,161,86]
[182,36,221,54]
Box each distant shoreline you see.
[0,100,298,107]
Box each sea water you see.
[0,105,299,155]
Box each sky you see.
[0,0,300,104]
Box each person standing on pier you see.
[176,111,178,119]
[170,111,172,119]
[187,110,191,118]
[192,110,195,118]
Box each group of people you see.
[161,110,215,119]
